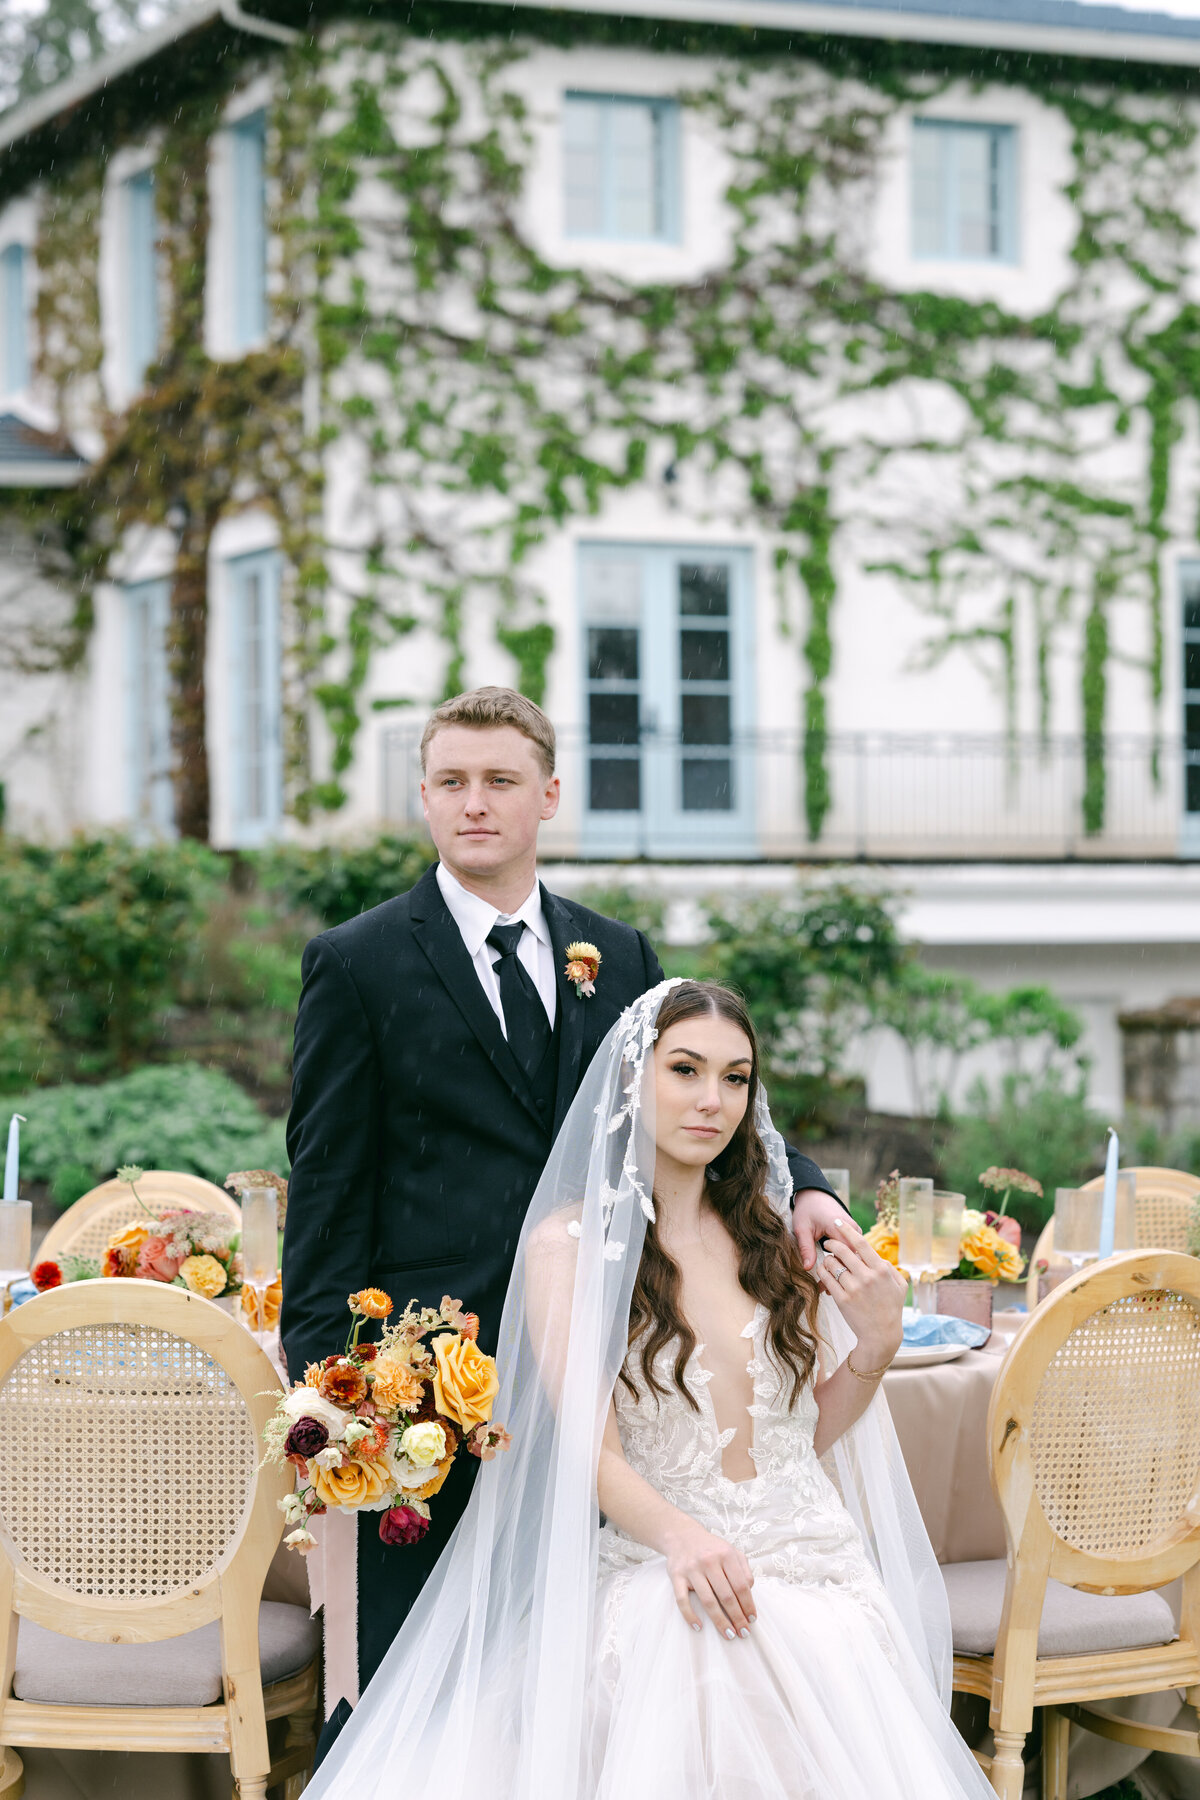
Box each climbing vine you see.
[8,12,1200,840]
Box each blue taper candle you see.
[3,1114,25,1203]
[1098,1126,1118,1260]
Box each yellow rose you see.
[108,1222,151,1256]
[410,1455,454,1502]
[960,1226,1008,1282]
[431,1332,499,1431]
[371,1355,425,1416]
[865,1222,901,1267]
[399,1422,447,1468]
[179,1253,228,1299]
[310,1455,392,1510]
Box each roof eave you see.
[0,461,88,487]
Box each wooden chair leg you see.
[0,1747,23,1800]
[235,1782,268,1799]
[1040,1707,1069,1800]
[282,1699,318,1798]
[990,1729,1028,1800]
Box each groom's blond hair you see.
[420,686,557,779]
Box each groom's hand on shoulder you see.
[792,1190,862,1271]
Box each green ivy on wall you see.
[8,11,1200,842]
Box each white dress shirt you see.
[436,862,558,1035]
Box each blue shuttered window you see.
[228,550,282,842]
[231,112,268,351]
[564,94,680,242]
[124,170,160,392]
[125,579,174,835]
[912,121,1017,262]
[1,244,29,393]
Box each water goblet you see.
[1054,1186,1103,1271]
[239,1185,279,1344]
[898,1177,934,1311]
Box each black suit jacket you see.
[282,864,835,1378]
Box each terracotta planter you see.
[935,1279,995,1330]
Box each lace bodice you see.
[597,1304,882,1604]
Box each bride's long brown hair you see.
[621,981,821,1411]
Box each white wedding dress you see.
[591,1304,991,1799]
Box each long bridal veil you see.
[306,980,956,1800]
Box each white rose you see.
[279,1388,347,1439]
[398,1422,447,1469]
[313,1445,344,1471]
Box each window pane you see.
[564,98,604,236]
[610,101,657,239]
[954,127,993,259]
[1188,763,1200,815]
[1186,644,1200,691]
[680,628,728,682]
[232,113,267,349]
[679,564,729,617]
[1,244,28,392]
[1184,592,1200,632]
[1186,703,1200,747]
[125,171,159,390]
[589,625,639,681]
[911,125,945,258]
[590,757,640,811]
[682,757,733,812]
[589,692,639,745]
[681,694,730,745]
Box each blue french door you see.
[580,542,756,857]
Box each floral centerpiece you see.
[32,1165,244,1299]
[864,1167,1027,1283]
[262,1289,511,1551]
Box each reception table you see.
[13,1312,1199,1799]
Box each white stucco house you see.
[4,0,1200,1116]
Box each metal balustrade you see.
[380,725,1200,861]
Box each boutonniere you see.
[564,941,601,998]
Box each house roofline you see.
[3,0,1200,162]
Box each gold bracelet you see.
[845,1353,891,1382]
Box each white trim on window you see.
[227,547,283,843]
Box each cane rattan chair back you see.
[1025,1166,1200,1310]
[36,1172,241,1267]
[0,1280,316,1800]
[957,1251,1200,1799]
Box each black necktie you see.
[486,921,552,1082]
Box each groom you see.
[281,686,851,1713]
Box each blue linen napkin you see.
[900,1311,990,1349]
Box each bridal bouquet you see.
[263,1289,511,1550]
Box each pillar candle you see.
[3,1114,25,1203]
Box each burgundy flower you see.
[284,1416,330,1459]
[378,1505,430,1546]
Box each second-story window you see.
[0,243,29,394]
[912,120,1017,262]
[231,110,267,350]
[122,170,160,393]
[563,93,680,242]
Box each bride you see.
[307,979,996,1799]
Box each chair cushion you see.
[13,1601,319,1707]
[943,1559,1178,1659]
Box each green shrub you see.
[255,835,436,928]
[0,835,223,1078]
[938,1071,1105,1232]
[11,1063,287,1208]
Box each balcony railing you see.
[380,725,1200,861]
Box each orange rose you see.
[371,1356,426,1415]
[318,1361,369,1408]
[108,1221,150,1256]
[349,1288,393,1320]
[309,1455,392,1510]
[432,1332,499,1431]
[241,1276,282,1330]
[409,1455,455,1502]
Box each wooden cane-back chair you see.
[952,1252,1200,1800]
[1025,1166,1200,1310]
[36,1172,241,1266]
[0,1280,317,1799]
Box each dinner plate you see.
[890,1342,972,1369]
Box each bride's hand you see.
[663,1517,755,1639]
[817,1234,905,1362]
